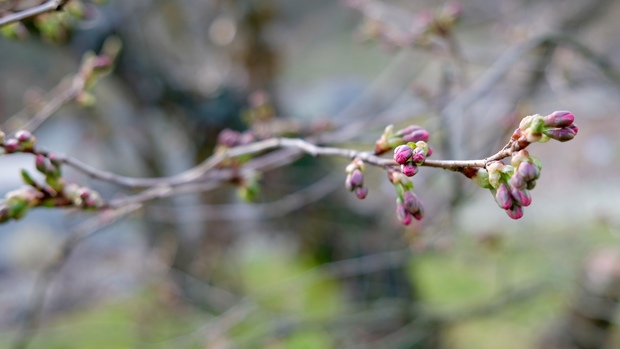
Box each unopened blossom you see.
[393,145,413,165]
[543,111,574,128]
[494,183,512,210]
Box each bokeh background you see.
[1,0,620,348]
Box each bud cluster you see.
[512,111,578,150]
[0,0,91,42]
[1,130,36,154]
[393,140,431,177]
[64,184,104,209]
[0,188,42,222]
[388,169,424,224]
[216,129,256,148]
[345,158,368,200]
[479,150,542,219]
[374,124,430,155]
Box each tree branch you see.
[0,0,69,28]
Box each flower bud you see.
[4,138,20,153]
[509,173,527,190]
[401,161,418,177]
[426,146,433,157]
[511,188,532,207]
[411,147,426,165]
[354,186,368,200]
[396,202,412,225]
[403,191,420,213]
[526,180,536,190]
[217,129,240,147]
[543,111,574,128]
[349,169,364,188]
[472,168,491,189]
[510,149,529,167]
[519,115,535,130]
[543,126,577,142]
[393,145,413,165]
[402,129,430,143]
[487,161,504,189]
[494,183,512,210]
[33,156,45,175]
[517,162,539,182]
[506,205,523,220]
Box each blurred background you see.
[1,0,620,348]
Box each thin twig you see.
[0,0,69,28]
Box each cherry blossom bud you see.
[426,146,433,157]
[401,161,418,177]
[35,155,47,173]
[509,173,527,190]
[4,138,20,153]
[411,148,426,165]
[494,183,512,210]
[217,129,240,147]
[517,162,539,182]
[401,129,430,143]
[519,115,535,130]
[526,180,537,190]
[487,161,504,189]
[393,145,413,165]
[354,186,368,200]
[511,187,532,207]
[472,168,491,189]
[510,149,530,167]
[403,191,420,213]
[543,111,574,128]
[349,169,364,188]
[396,202,412,225]
[506,205,523,220]
[543,126,577,142]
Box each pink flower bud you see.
[393,145,413,165]
[411,148,426,165]
[401,161,418,177]
[349,169,364,188]
[402,129,430,143]
[426,146,433,157]
[403,191,420,213]
[395,125,423,136]
[355,186,368,200]
[543,111,574,128]
[15,130,33,142]
[495,183,512,210]
[543,126,577,142]
[4,138,20,153]
[217,129,240,147]
[396,202,412,225]
[35,154,47,173]
[506,205,523,220]
[511,188,532,207]
[509,173,527,190]
[517,162,539,182]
